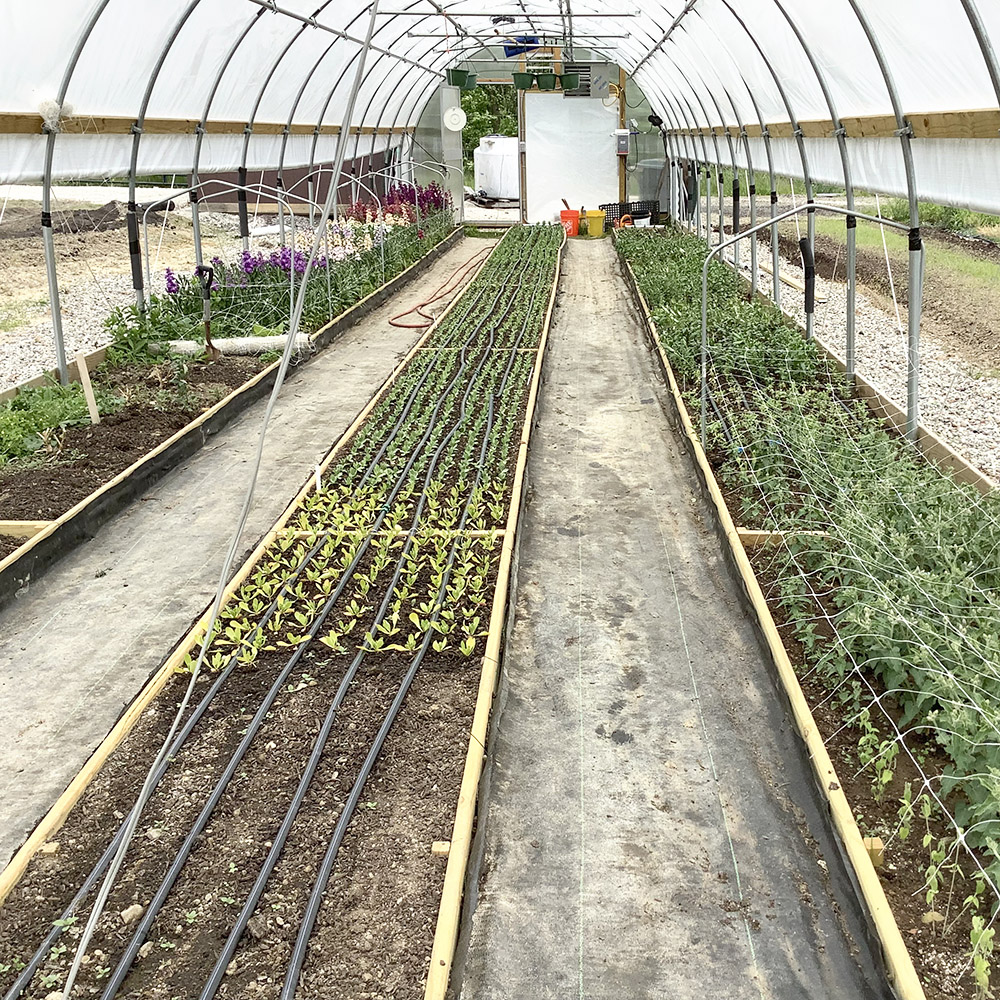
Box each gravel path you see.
[741,246,1000,483]
[0,274,135,390]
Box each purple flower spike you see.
[165,268,179,294]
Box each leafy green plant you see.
[621,222,1000,982]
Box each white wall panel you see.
[525,94,619,224]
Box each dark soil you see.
[0,535,23,560]
[0,635,484,1000]
[0,357,267,522]
[0,201,163,241]
[929,227,1000,267]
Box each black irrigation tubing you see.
[3,232,535,1000]
[202,321,505,1000]
[324,232,546,493]
[280,244,555,999]
[98,234,544,998]
[283,403,497,1000]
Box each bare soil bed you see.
[0,356,269,525]
[0,617,483,1000]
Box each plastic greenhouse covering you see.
[1,0,999,214]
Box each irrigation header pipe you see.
[699,203,916,448]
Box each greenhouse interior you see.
[2,2,1000,998]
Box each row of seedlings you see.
[0,224,564,1000]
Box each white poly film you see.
[674,135,1000,217]
[0,0,998,212]
[0,134,400,186]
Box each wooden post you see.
[75,352,100,425]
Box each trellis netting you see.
[0,0,996,214]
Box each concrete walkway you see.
[0,237,493,866]
[458,239,891,999]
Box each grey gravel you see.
[0,208,297,392]
[0,273,135,391]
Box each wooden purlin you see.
[667,107,1000,141]
[0,113,412,137]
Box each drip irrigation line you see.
[5,230,532,1000]
[282,417,491,998]
[95,232,543,997]
[280,242,549,998]
[201,309,504,1000]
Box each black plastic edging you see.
[0,228,464,613]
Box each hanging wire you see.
[874,191,905,337]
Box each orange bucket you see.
[560,209,580,236]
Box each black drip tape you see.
[126,210,143,291]
[238,167,250,240]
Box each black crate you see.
[598,200,661,232]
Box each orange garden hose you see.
[389,245,494,328]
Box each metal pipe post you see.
[732,174,740,269]
[191,190,205,266]
[805,200,816,339]
[41,222,69,385]
[907,234,926,439]
[277,176,286,246]
[770,187,780,308]
[846,217,857,374]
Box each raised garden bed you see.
[617,224,1000,1000]
[0,214,461,610]
[0,224,564,1000]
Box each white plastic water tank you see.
[473,135,519,200]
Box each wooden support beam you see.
[670,107,1000,142]
[0,113,412,137]
[757,259,828,303]
[0,521,52,539]
[737,528,831,550]
[76,352,100,426]
[280,529,506,540]
[864,836,885,870]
